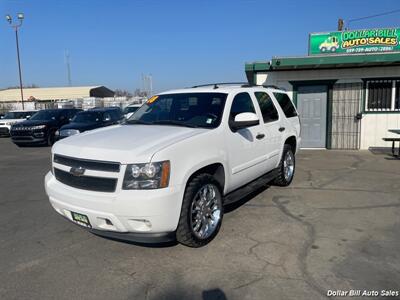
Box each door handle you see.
[256,133,265,140]
[279,127,286,132]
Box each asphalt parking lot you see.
[0,138,399,300]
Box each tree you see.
[114,89,133,97]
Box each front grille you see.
[0,128,10,135]
[11,130,32,136]
[54,168,117,192]
[54,154,120,172]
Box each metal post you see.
[15,27,24,110]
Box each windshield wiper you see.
[151,120,200,128]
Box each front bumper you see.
[44,172,183,243]
[11,130,48,144]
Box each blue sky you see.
[1,0,400,93]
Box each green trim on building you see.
[246,52,400,72]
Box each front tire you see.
[274,144,295,186]
[176,174,223,247]
[47,130,55,146]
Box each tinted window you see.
[3,111,35,119]
[67,109,80,120]
[123,106,139,114]
[127,93,227,128]
[30,110,62,121]
[72,111,102,123]
[230,92,255,120]
[273,93,298,118]
[255,92,279,123]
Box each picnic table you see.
[389,129,400,135]
[383,129,400,157]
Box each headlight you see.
[60,129,80,137]
[123,161,170,190]
[31,125,46,130]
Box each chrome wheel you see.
[190,184,221,240]
[283,151,294,181]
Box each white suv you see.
[45,84,300,247]
[0,110,37,137]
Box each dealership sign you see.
[309,28,400,55]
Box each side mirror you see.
[230,112,259,131]
[25,115,31,120]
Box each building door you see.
[297,85,327,148]
[330,82,362,149]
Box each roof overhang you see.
[246,52,400,72]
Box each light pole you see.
[5,13,25,110]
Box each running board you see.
[223,168,279,206]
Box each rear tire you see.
[273,144,295,186]
[176,174,223,247]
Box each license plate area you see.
[71,211,92,228]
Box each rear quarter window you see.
[273,93,298,118]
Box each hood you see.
[53,124,208,163]
[0,118,25,124]
[60,122,100,132]
[15,119,56,127]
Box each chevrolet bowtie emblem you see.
[70,167,85,176]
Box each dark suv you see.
[10,108,81,146]
[56,107,124,140]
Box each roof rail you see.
[190,82,286,91]
[261,84,286,91]
[191,82,249,89]
[242,83,286,91]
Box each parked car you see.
[56,107,124,140]
[0,110,37,137]
[123,104,141,119]
[45,84,300,247]
[10,108,81,146]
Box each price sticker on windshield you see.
[147,95,159,104]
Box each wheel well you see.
[187,163,225,191]
[285,136,297,154]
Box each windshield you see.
[123,106,139,114]
[126,93,227,128]
[30,110,61,121]
[72,111,102,123]
[3,111,33,119]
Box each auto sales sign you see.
[309,28,400,55]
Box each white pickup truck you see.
[45,84,300,247]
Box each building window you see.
[365,80,400,111]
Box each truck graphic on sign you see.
[319,36,339,52]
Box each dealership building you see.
[246,28,400,149]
